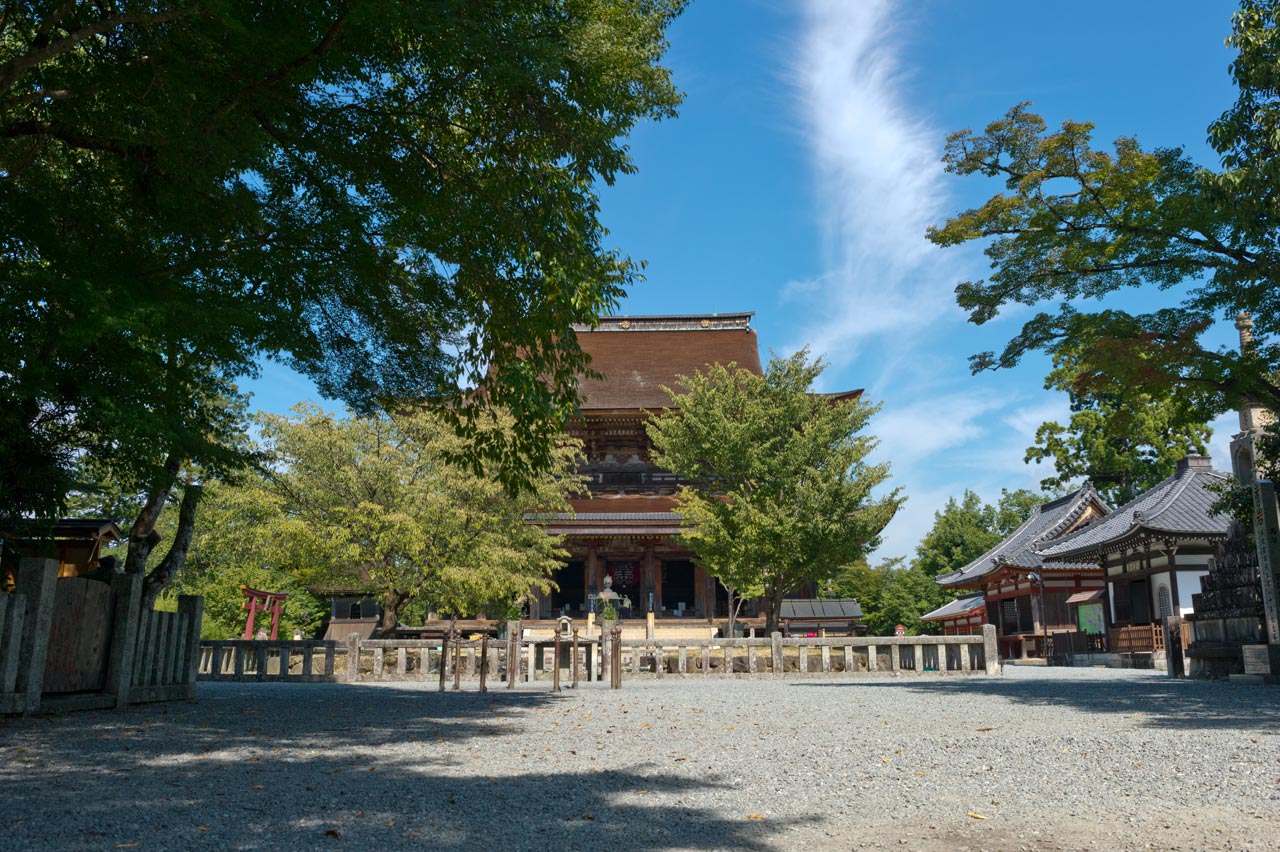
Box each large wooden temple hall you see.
[533,312,763,620]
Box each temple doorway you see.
[550,560,585,614]
[662,560,696,615]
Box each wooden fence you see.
[197,623,999,685]
[0,558,203,715]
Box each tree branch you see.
[0,7,195,96]
[208,13,347,123]
[142,481,202,607]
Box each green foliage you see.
[167,563,327,641]
[913,491,1002,580]
[244,405,584,629]
[877,562,946,636]
[1025,349,1212,505]
[0,0,687,531]
[929,3,1280,424]
[647,349,903,632]
[836,488,1049,635]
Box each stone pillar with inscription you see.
[1250,480,1280,674]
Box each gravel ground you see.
[2,667,1278,852]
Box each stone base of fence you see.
[196,625,1000,686]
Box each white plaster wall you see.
[1177,570,1207,615]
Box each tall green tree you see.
[252,406,584,631]
[0,0,686,589]
[647,350,903,633]
[927,1,1280,429]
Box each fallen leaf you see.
[197,826,209,833]
[324,829,342,840]
[674,757,687,762]
[915,773,926,778]
[355,811,364,819]
[975,727,997,732]
[966,812,989,820]
[581,814,595,820]
[385,821,395,828]
[747,814,766,820]
[880,756,891,763]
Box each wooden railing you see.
[1110,624,1166,654]
[197,624,1001,685]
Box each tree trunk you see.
[764,592,784,635]
[380,592,409,634]
[141,482,202,608]
[724,582,736,637]
[124,452,182,575]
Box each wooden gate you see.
[42,578,116,693]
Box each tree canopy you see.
[927,1,1280,424]
[0,0,686,548]
[647,350,902,632]
[830,487,1044,635]
[1025,347,1212,505]
[239,406,584,631]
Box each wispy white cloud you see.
[785,0,963,369]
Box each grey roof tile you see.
[936,484,1108,587]
[1036,456,1232,560]
[921,594,987,622]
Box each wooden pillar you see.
[649,545,662,613]
[1166,544,1181,616]
[694,565,707,617]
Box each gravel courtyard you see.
[2,667,1277,852]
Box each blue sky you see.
[248,0,1246,560]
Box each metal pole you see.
[552,627,562,693]
[571,628,580,689]
[479,635,489,693]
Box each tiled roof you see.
[1036,456,1232,560]
[780,598,864,619]
[574,314,763,410]
[921,594,987,622]
[936,484,1107,587]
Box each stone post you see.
[346,632,361,683]
[982,624,1000,675]
[770,631,783,675]
[107,571,143,708]
[177,595,204,698]
[1251,480,1280,673]
[601,619,615,683]
[16,558,57,715]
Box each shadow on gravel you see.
[791,675,1280,731]
[0,683,810,851]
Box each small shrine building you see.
[1035,455,1233,660]
[933,485,1109,659]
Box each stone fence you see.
[1,558,203,715]
[197,624,998,685]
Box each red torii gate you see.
[241,585,288,640]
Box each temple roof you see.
[1036,455,1232,561]
[573,313,763,410]
[920,594,986,622]
[936,484,1107,588]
